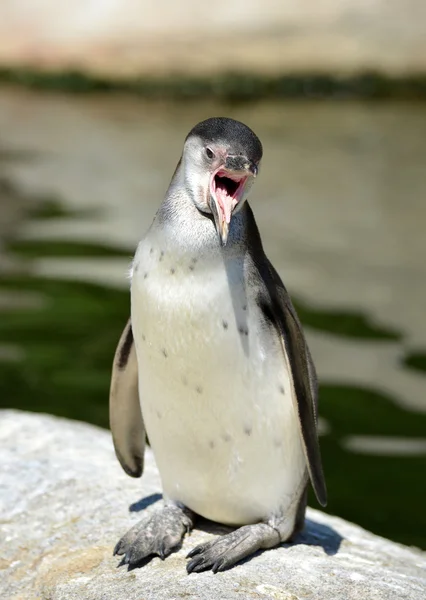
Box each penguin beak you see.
[209,156,257,246]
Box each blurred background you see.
[0,0,425,551]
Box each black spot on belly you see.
[244,425,252,436]
[162,348,168,358]
[238,325,249,336]
[222,320,228,330]
[182,375,188,385]
[134,262,139,273]
[156,410,162,419]
[279,385,285,395]
[209,440,215,449]
[159,251,164,262]
[144,272,148,279]
[142,334,146,342]
[150,247,153,254]
[242,304,247,311]
[222,433,231,443]
[170,267,175,275]
[274,439,282,448]
[189,264,195,271]
[196,385,203,394]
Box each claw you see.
[113,541,122,556]
[186,544,204,558]
[159,541,166,560]
[187,556,205,574]
[212,558,226,574]
[116,556,127,568]
[186,560,195,574]
[184,521,192,534]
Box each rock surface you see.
[0,1,426,76]
[1,410,425,600]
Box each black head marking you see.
[186,117,263,164]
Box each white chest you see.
[130,236,306,525]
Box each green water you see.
[0,89,425,550]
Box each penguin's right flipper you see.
[109,319,145,478]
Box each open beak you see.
[209,156,257,246]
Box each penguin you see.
[110,117,327,574]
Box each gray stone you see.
[1,409,425,600]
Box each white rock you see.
[1,409,425,599]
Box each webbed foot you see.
[114,503,193,568]
[186,523,280,573]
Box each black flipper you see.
[109,319,145,478]
[245,204,327,506]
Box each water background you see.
[1,87,425,549]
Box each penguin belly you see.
[131,242,307,526]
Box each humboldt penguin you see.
[110,117,327,573]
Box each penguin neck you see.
[152,168,249,261]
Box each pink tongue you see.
[216,187,234,224]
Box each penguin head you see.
[180,117,262,245]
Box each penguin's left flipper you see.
[265,259,327,508]
[109,319,145,478]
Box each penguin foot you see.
[114,504,194,568]
[186,523,280,573]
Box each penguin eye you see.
[205,147,215,160]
